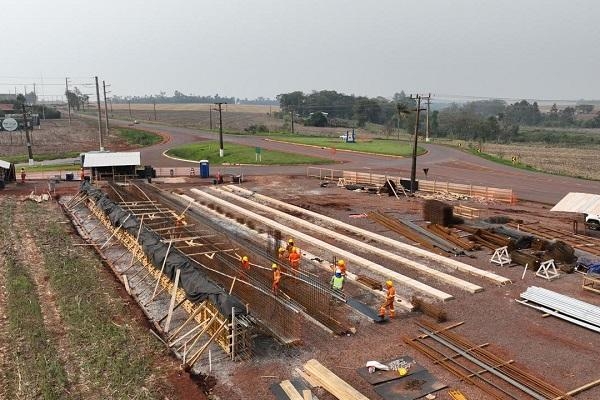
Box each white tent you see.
[551,192,600,215]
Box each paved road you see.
[90,117,600,204]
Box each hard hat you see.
[242,256,248,262]
[272,263,278,269]
[337,259,345,266]
[288,238,294,243]
[386,280,393,287]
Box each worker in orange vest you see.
[20,167,26,184]
[337,259,347,276]
[272,263,281,295]
[289,247,301,274]
[286,238,295,254]
[379,280,396,320]
[241,255,250,271]
[80,167,85,181]
[278,247,287,260]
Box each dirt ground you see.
[3,172,600,400]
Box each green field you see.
[266,135,423,156]
[2,151,81,164]
[167,141,333,165]
[115,128,163,146]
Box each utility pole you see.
[128,101,132,118]
[215,102,225,157]
[65,77,71,125]
[409,94,427,194]
[95,76,104,151]
[103,80,110,134]
[22,104,34,165]
[290,109,294,133]
[209,105,213,130]
[153,99,157,120]
[425,93,431,142]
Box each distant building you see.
[0,103,15,113]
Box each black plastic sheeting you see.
[80,182,245,318]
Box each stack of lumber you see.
[423,200,455,226]
[279,380,313,400]
[301,359,370,400]
[546,240,576,263]
[427,224,479,251]
[411,296,448,322]
[509,250,541,269]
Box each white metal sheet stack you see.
[519,286,600,333]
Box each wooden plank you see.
[164,268,181,333]
[304,359,369,400]
[188,189,454,301]
[295,368,320,388]
[279,380,304,400]
[219,186,510,287]
[302,389,312,400]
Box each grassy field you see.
[2,151,81,164]
[110,103,279,113]
[167,141,333,165]
[266,135,423,156]
[0,198,192,399]
[116,127,163,146]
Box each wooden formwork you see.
[86,199,246,357]
[454,205,482,219]
[306,167,515,203]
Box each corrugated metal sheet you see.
[551,192,600,215]
[83,152,140,168]
[0,159,11,169]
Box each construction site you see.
[1,153,594,400]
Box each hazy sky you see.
[2,0,599,101]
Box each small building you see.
[0,103,15,113]
[82,151,141,181]
[0,159,15,186]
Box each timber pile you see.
[302,359,370,400]
[547,240,576,264]
[509,250,541,269]
[457,225,513,250]
[531,238,548,251]
[427,224,480,251]
[411,296,448,322]
[423,200,455,226]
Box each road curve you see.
[109,117,600,204]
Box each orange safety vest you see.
[289,251,300,268]
[241,260,250,270]
[386,286,396,303]
[273,269,281,284]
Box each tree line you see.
[110,91,278,105]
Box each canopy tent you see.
[551,192,600,215]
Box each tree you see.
[65,90,81,110]
[305,112,328,127]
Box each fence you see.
[306,166,515,203]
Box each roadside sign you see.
[2,118,18,131]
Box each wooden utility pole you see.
[128,101,132,118]
[409,94,427,194]
[425,93,431,142]
[95,76,104,151]
[209,105,213,130]
[215,102,226,157]
[22,104,34,164]
[65,77,72,125]
[103,80,110,134]
[290,110,294,133]
[153,99,157,120]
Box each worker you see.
[289,247,301,273]
[379,280,396,320]
[241,255,250,271]
[286,238,295,254]
[277,247,287,260]
[20,167,26,184]
[337,259,347,276]
[272,263,281,295]
[80,167,85,181]
[330,269,345,291]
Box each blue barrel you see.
[199,160,210,178]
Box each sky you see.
[2,0,599,102]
